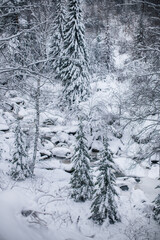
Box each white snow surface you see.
[0,159,159,240]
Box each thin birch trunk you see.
[31,78,40,175]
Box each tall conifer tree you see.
[50,0,66,80]
[60,0,90,108]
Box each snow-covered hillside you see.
[0,78,160,240]
[0,0,160,239]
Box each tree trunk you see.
[31,78,40,175]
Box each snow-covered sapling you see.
[10,117,30,180]
[70,118,93,202]
[153,193,160,224]
[90,138,121,225]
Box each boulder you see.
[11,97,25,105]
[41,139,54,150]
[39,149,52,160]
[0,116,9,131]
[64,126,78,135]
[120,185,129,191]
[0,124,9,131]
[51,147,71,159]
[135,177,141,183]
[91,140,103,153]
[56,132,69,144]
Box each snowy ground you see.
[0,157,159,240]
[0,80,160,240]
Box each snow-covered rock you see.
[19,108,35,118]
[131,189,148,207]
[91,140,103,152]
[41,139,54,150]
[51,147,71,159]
[0,123,9,131]
[40,112,65,126]
[56,132,69,143]
[39,149,52,160]
[11,97,25,105]
[0,116,9,131]
[120,185,129,191]
[5,90,17,98]
[64,126,78,134]
[51,136,59,144]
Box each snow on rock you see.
[131,189,148,207]
[19,108,35,118]
[114,48,129,69]
[41,139,54,150]
[91,140,103,152]
[10,97,25,105]
[148,165,159,179]
[138,177,160,202]
[39,149,52,160]
[0,115,9,131]
[56,131,69,143]
[51,135,59,144]
[0,123,9,131]
[40,111,64,126]
[3,111,15,124]
[40,127,51,134]
[5,90,18,98]
[64,126,78,134]
[40,112,58,126]
[43,126,65,133]
[0,131,15,162]
[51,147,71,158]
[40,126,77,136]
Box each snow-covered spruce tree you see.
[153,193,160,224]
[90,138,120,225]
[70,118,93,202]
[50,0,66,80]
[10,117,30,180]
[60,0,90,108]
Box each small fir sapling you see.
[90,138,121,225]
[10,116,30,180]
[153,192,160,224]
[70,118,93,202]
